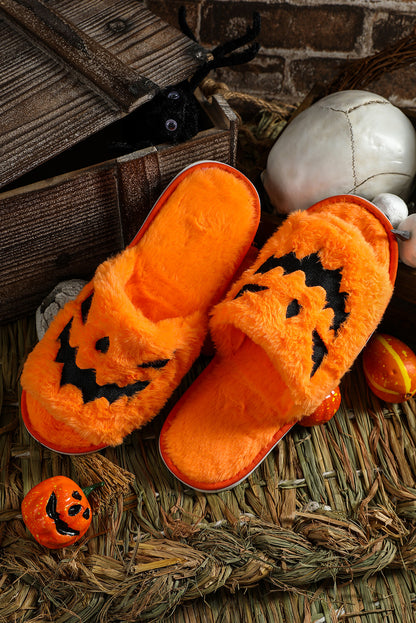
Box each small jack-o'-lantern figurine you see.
[21,476,98,549]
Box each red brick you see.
[290,57,347,97]
[200,2,364,52]
[213,55,285,96]
[145,1,416,111]
[372,12,416,52]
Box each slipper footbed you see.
[160,338,295,489]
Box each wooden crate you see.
[0,0,239,325]
[0,92,238,325]
[0,0,208,189]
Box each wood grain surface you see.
[0,0,206,187]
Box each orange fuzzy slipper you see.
[159,195,398,491]
[20,161,261,454]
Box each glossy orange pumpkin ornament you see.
[300,386,341,426]
[21,476,96,549]
[362,333,416,403]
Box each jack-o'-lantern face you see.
[21,476,94,549]
[55,291,170,404]
[21,282,182,450]
[234,250,350,378]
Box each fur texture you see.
[21,162,260,450]
[160,195,398,491]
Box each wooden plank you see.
[0,0,206,188]
[0,19,118,188]
[0,165,123,323]
[155,128,237,190]
[0,0,158,112]
[206,94,239,165]
[117,147,162,245]
[50,0,206,87]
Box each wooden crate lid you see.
[0,0,208,188]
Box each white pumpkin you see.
[397,213,416,268]
[262,90,416,215]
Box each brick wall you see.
[146,0,416,108]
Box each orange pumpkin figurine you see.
[299,386,342,427]
[21,476,100,549]
[362,333,416,403]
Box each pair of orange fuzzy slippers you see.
[21,161,398,491]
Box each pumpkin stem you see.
[82,482,104,497]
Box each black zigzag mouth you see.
[55,320,151,404]
[234,251,349,377]
[254,251,349,335]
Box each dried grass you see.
[2,304,416,622]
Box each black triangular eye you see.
[95,336,110,353]
[72,491,82,500]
